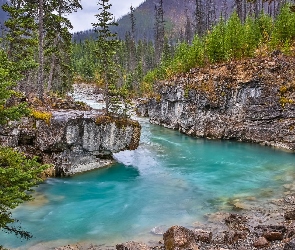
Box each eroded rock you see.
[163,226,199,250]
[137,55,295,151]
[0,110,141,176]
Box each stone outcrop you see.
[137,54,295,151]
[0,110,141,176]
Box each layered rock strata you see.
[0,110,141,176]
[137,54,295,151]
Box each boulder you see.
[263,231,284,241]
[224,230,247,244]
[163,226,199,250]
[253,237,269,248]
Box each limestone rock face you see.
[137,55,295,151]
[0,110,141,176]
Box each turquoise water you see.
[1,118,295,249]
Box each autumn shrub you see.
[31,110,52,124]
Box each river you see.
[1,89,295,249]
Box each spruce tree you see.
[44,0,82,94]
[92,0,119,115]
[0,48,48,244]
[1,0,38,94]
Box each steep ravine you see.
[137,54,295,151]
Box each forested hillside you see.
[72,0,295,100]
[1,0,295,248]
[72,0,290,43]
[73,0,234,42]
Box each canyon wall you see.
[137,54,295,151]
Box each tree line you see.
[1,0,295,247]
[1,0,82,99]
[72,0,295,97]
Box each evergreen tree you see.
[92,0,119,115]
[1,0,38,94]
[0,48,48,243]
[37,0,44,100]
[44,0,82,94]
[127,5,137,72]
[2,0,81,97]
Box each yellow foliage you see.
[280,97,294,107]
[31,110,52,124]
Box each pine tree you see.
[37,0,44,100]
[44,0,82,94]
[1,0,38,94]
[0,48,48,243]
[2,0,81,97]
[127,5,137,72]
[92,0,119,115]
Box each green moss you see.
[95,115,141,129]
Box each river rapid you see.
[1,86,295,249]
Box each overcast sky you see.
[68,0,145,32]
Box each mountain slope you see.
[0,0,7,26]
[73,0,234,42]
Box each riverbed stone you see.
[193,229,212,243]
[253,237,269,248]
[224,230,248,244]
[263,231,284,241]
[116,241,150,250]
[285,210,295,220]
[163,226,199,250]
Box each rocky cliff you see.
[0,110,141,176]
[137,54,295,151]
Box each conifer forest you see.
[1,0,295,249]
